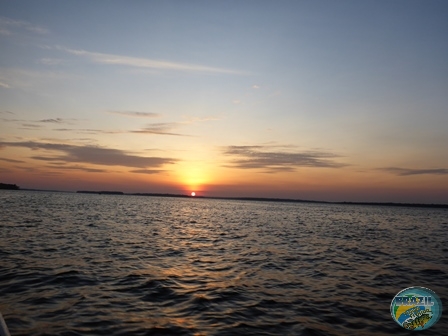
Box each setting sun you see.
[191,192,196,197]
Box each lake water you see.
[0,190,447,335]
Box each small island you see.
[0,183,20,190]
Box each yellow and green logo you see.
[391,286,442,330]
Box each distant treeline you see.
[193,196,448,208]
[133,193,191,198]
[77,190,124,195]
[77,191,190,197]
[0,183,20,190]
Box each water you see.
[0,190,447,335]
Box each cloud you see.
[223,145,346,172]
[38,118,65,124]
[46,116,210,136]
[0,116,76,128]
[0,81,11,88]
[53,128,122,134]
[20,123,42,129]
[0,117,72,127]
[29,156,63,162]
[0,141,177,169]
[57,46,243,74]
[379,167,448,176]
[45,163,109,173]
[252,85,260,89]
[108,110,160,118]
[0,16,48,35]
[131,123,189,136]
[129,169,164,174]
[0,157,24,163]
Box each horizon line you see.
[2,186,446,209]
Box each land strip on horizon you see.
[2,183,446,209]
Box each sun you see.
[191,192,196,197]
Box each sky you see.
[0,0,447,203]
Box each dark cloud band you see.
[0,141,177,169]
[379,167,448,176]
[223,145,346,172]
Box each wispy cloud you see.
[38,118,74,124]
[252,84,260,89]
[52,117,209,136]
[45,163,109,173]
[29,156,64,162]
[20,123,42,129]
[131,123,190,136]
[0,141,177,169]
[0,16,48,35]
[0,81,11,88]
[129,169,164,174]
[57,46,243,74]
[0,157,24,163]
[108,110,160,118]
[223,145,346,173]
[53,128,122,135]
[1,115,76,127]
[379,167,448,176]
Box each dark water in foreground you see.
[0,191,447,336]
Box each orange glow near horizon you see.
[1,151,448,203]
[175,161,213,194]
[1,164,448,203]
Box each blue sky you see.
[1,1,447,202]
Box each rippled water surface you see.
[0,191,447,335]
